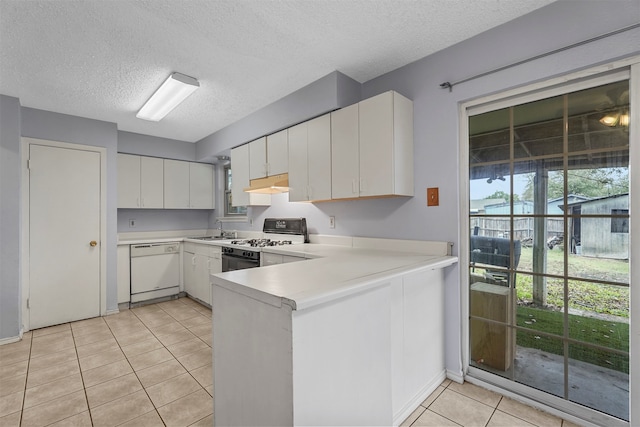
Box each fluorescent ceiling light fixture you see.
[136,72,199,121]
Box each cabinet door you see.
[164,159,190,208]
[231,145,251,207]
[261,252,283,266]
[140,156,164,208]
[209,248,222,274]
[331,104,359,199]
[232,145,271,207]
[249,137,267,180]
[359,91,394,197]
[282,255,305,263]
[196,254,212,304]
[183,251,197,296]
[190,163,214,209]
[307,114,331,201]
[287,122,308,202]
[266,129,288,176]
[116,245,130,304]
[117,154,141,208]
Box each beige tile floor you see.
[0,297,213,426]
[1,296,582,427]
[401,379,581,427]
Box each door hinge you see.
[26,298,30,309]
[27,159,31,170]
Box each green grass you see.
[516,306,629,373]
[471,246,630,372]
[515,275,629,318]
[517,247,630,284]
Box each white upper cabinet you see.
[164,159,190,208]
[266,129,288,176]
[189,162,214,209]
[289,113,331,202]
[164,159,214,209]
[231,144,271,207]
[331,104,359,200]
[332,91,414,200]
[249,137,267,180]
[118,154,141,208]
[117,154,163,208]
[140,156,164,208]
[359,91,413,197]
[248,130,288,179]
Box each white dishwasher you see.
[130,242,180,303]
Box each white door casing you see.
[22,138,107,331]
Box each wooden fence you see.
[470,217,563,240]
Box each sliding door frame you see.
[458,56,639,427]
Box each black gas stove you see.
[221,218,308,272]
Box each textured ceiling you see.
[0,0,554,143]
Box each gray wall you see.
[195,1,640,376]
[196,71,361,160]
[20,107,120,313]
[118,209,211,232]
[0,95,22,339]
[118,131,196,161]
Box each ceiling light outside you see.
[599,111,630,127]
[136,72,199,121]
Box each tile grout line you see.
[107,298,211,425]
[484,396,503,427]
[107,306,167,426]
[70,320,95,427]
[18,330,34,426]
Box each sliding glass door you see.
[467,77,630,422]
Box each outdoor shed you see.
[565,193,629,260]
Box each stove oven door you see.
[222,254,260,272]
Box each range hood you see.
[244,173,289,194]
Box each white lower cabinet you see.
[261,252,305,267]
[116,245,130,304]
[183,243,221,306]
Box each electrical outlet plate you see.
[427,188,439,206]
[129,219,136,228]
[329,216,335,229]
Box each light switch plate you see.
[427,188,439,206]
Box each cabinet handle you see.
[265,163,269,176]
[360,178,366,194]
[307,185,312,199]
[141,197,145,207]
[352,179,358,194]
[192,256,196,266]
[136,197,140,207]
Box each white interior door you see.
[29,143,101,329]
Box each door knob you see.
[89,240,97,247]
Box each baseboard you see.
[105,308,120,316]
[0,333,22,346]
[446,369,464,384]
[392,369,446,426]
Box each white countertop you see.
[212,244,457,310]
